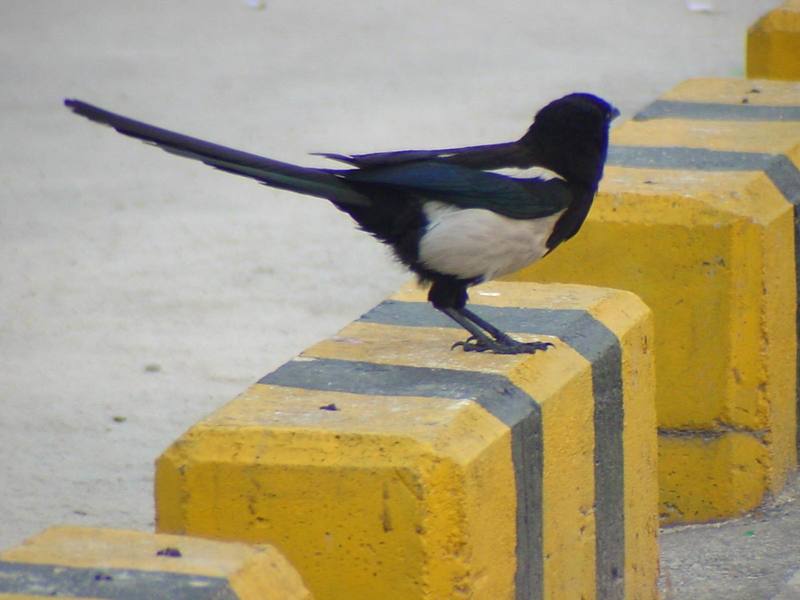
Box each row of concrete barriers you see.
[1,3,799,599]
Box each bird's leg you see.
[459,307,553,352]
[458,307,517,344]
[439,307,554,355]
[439,307,503,351]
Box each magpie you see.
[64,94,618,354]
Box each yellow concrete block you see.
[748,0,800,81]
[0,526,311,599]
[658,433,769,524]
[508,77,799,523]
[156,280,658,600]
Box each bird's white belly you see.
[419,201,565,281]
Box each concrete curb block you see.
[155,281,658,600]
[507,77,800,524]
[748,0,800,81]
[0,526,312,599]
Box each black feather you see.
[63,99,370,206]
[316,141,532,170]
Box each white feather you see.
[419,201,565,281]
[489,165,566,181]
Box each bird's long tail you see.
[63,99,370,207]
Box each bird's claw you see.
[451,335,479,351]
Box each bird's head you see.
[520,93,619,189]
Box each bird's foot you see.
[452,336,554,355]
[440,306,554,355]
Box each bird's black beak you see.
[609,106,621,121]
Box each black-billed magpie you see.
[64,94,618,354]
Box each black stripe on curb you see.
[0,561,237,600]
[608,144,800,455]
[357,300,626,600]
[634,100,800,122]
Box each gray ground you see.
[0,1,793,597]
[660,473,800,599]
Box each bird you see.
[64,94,618,354]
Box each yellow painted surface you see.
[507,78,799,524]
[538,355,597,600]
[156,281,658,599]
[0,526,311,600]
[658,433,770,524]
[747,0,800,80]
[761,199,798,500]
[661,77,800,105]
[613,119,800,155]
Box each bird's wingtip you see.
[63,98,87,114]
[311,152,357,165]
[64,98,98,113]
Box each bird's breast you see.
[418,201,565,282]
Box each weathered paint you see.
[507,78,799,524]
[657,78,800,105]
[747,0,800,81]
[155,280,658,599]
[658,433,770,523]
[0,526,311,600]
